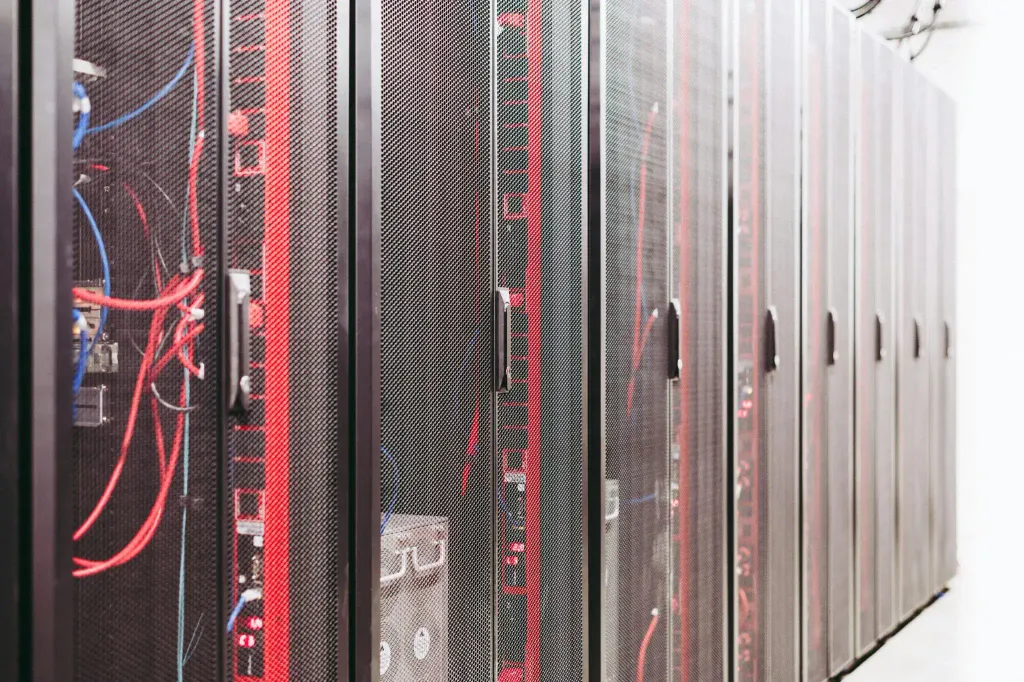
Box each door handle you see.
[827,308,838,366]
[227,269,251,414]
[914,317,923,359]
[765,307,780,372]
[945,321,953,358]
[495,288,511,393]
[668,298,682,381]
[876,312,886,362]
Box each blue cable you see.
[627,493,656,505]
[86,43,194,135]
[72,310,89,396]
[380,446,398,535]
[177,63,199,682]
[72,188,110,355]
[72,82,90,151]
[225,594,247,633]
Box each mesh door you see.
[733,1,801,682]
[378,1,493,680]
[672,1,728,681]
[802,2,829,677]
[938,94,958,590]
[854,31,877,656]
[603,0,672,679]
[71,0,220,677]
[874,42,898,640]
[227,0,346,675]
[826,7,855,675]
[494,2,586,680]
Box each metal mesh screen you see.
[734,2,801,682]
[874,41,898,640]
[924,81,943,602]
[71,0,220,677]
[802,1,829,679]
[495,2,585,679]
[826,7,855,675]
[939,94,958,590]
[603,0,671,679]
[226,0,344,675]
[378,0,493,679]
[672,1,727,681]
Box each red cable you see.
[150,321,206,381]
[636,609,660,682]
[73,269,203,310]
[72,301,169,541]
[121,181,164,291]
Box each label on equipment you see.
[380,641,391,675]
[412,627,431,660]
[237,520,265,536]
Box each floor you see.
[846,528,1022,681]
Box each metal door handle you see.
[765,307,780,372]
[876,313,886,361]
[668,298,682,381]
[227,270,251,414]
[945,321,953,358]
[914,317,923,359]
[827,308,838,366]
[495,288,511,393]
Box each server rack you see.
[935,91,958,593]
[594,0,728,680]
[732,2,802,682]
[853,29,899,656]
[802,2,856,679]
[368,0,588,680]
[66,0,352,677]
[599,0,673,678]
[671,2,729,682]
[895,60,930,621]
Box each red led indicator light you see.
[505,555,520,566]
[238,634,256,648]
[508,542,525,553]
[245,616,264,631]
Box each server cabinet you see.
[369,0,587,680]
[596,0,728,679]
[854,31,899,655]
[732,1,802,682]
[493,3,586,680]
[69,0,351,677]
[934,92,958,592]
[895,61,931,620]
[671,1,729,681]
[802,2,855,679]
[600,0,673,678]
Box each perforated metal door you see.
[733,1,801,682]
[602,0,672,679]
[937,94,958,590]
[854,31,899,655]
[227,0,347,675]
[71,0,221,677]
[874,41,899,640]
[494,2,586,680]
[378,1,493,680]
[672,1,728,681]
[826,6,855,675]
[802,2,829,677]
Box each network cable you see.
[84,43,194,136]
[226,588,263,633]
[72,82,90,151]
[72,187,110,357]
[72,309,89,399]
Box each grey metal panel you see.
[826,5,855,675]
[732,1,801,681]
[924,80,944,602]
[801,1,829,679]
[939,93,958,589]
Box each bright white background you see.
[851,2,1024,677]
